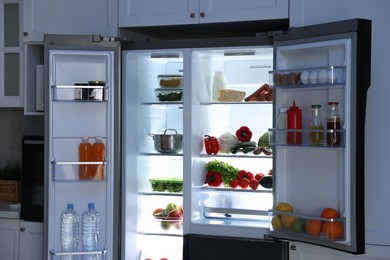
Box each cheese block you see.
[217,89,246,102]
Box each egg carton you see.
[269,66,346,86]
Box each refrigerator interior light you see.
[150,52,181,58]
[224,50,256,56]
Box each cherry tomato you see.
[229,179,239,189]
[238,178,250,189]
[249,179,259,190]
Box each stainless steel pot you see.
[149,129,183,154]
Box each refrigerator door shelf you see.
[269,128,346,147]
[269,66,346,86]
[269,210,346,242]
[52,85,108,102]
[51,161,107,181]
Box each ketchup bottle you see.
[287,100,302,145]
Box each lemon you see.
[274,202,294,213]
[271,216,282,230]
[281,215,297,230]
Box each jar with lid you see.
[212,70,227,101]
[277,107,288,145]
[309,104,324,145]
[327,102,341,145]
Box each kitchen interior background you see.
[0,109,43,164]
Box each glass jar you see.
[327,102,341,146]
[309,104,324,145]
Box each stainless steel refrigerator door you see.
[269,19,371,254]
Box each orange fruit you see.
[322,221,343,240]
[321,208,340,219]
[305,219,322,236]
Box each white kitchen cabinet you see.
[119,0,288,27]
[22,0,118,42]
[0,1,23,107]
[23,42,44,115]
[19,221,43,260]
[0,219,20,260]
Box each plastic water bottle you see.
[82,203,100,260]
[61,203,79,260]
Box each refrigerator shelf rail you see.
[201,186,272,193]
[51,85,108,101]
[268,128,346,147]
[50,248,107,256]
[200,101,273,105]
[200,153,273,158]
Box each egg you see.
[309,70,318,84]
[318,69,327,84]
[300,71,309,84]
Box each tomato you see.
[249,179,259,190]
[229,179,239,188]
[268,169,273,175]
[238,178,250,189]
[255,173,264,181]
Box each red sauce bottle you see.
[287,100,302,145]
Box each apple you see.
[166,202,177,211]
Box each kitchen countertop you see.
[0,201,20,219]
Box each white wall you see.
[289,0,390,258]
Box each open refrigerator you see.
[44,18,371,260]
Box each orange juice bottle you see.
[79,136,92,179]
[92,136,105,180]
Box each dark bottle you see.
[287,100,302,145]
[327,101,341,146]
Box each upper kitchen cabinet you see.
[0,1,23,107]
[22,0,118,42]
[119,0,289,28]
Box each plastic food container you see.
[155,88,183,102]
[157,74,183,88]
[149,178,183,192]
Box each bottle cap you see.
[311,104,321,108]
[280,107,288,113]
[67,203,74,210]
[88,203,95,209]
[328,101,339,105]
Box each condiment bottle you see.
[287,100,302,145]
[212,70,227,101]
[327,102,341,146]
[79,136,92,180]
[309,104,324,145]
[277,107,288,145]
[92,136,106,180]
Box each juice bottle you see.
[287,100,302,145]
[79,136,92,180]
[92,136,105,180]
[309,104,324,145]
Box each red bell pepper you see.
[235,126,253,142]
[204,135,219,155]
[205,171,223,187]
